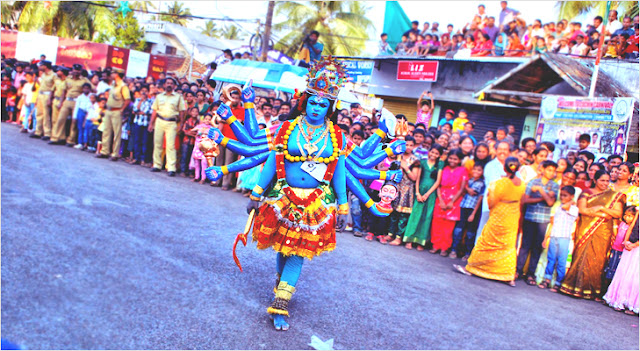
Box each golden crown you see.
[305,57,348,100]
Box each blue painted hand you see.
[390,139,407,155]
[205,166,223,182]
[207,128,224,143]
[242,86,255,103]
[367,204,389,217]
[216,103,233,120]
[388,169,402,182]
[378,118,389,134]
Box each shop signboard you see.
[396,61,439,81]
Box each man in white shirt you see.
[476,141,511,243]
[256,103,273,126]
[476,4,487,22]
[605,9,622,38]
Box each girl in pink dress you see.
[604,208,639,315]
[430,148,468,256]
[189,114,215,184]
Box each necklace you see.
[283,117,340,164]
[299,115,330,156]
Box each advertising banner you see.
[147,54,167,79]
[396,61,439,81]
[1,30,17,58]
[15,32,58,63]
[56,37,108,71]
[107,46,130,72]
[126,50,150,78]
[340,59,374,84]
[536,96,636,161]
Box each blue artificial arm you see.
[348,118,391,158]
[346,172,388,217]
[205,152,270,183]
[347,139,406,169]
[346,158,402,182]
[241,86,260,137]
[215,103,270,146]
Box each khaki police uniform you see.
[101,80,131,158]
[151,91,185,172]
[35,70,56,137]
[50,77,67,142]
[54,76,92,144]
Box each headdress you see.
[305,57,348,101]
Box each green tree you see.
[130,0,156,12]
[16,1,114,41]
[1,1,26,25]
[200,20,221,38]
[160,1,191,26]
[273,1,373,57]
[556,1,638,21]
[221,25,245,40]
[96,11,146,51]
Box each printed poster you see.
[536,96,635,161]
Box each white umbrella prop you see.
[380,107,397,138]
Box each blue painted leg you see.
[273,314,289,331]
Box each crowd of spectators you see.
[2,52,639,315]
[379,1,639,59]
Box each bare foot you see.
[405,243,412,250]
[389,237,402,246]
[199,179,206,185]
[416,245,424,251]
[192,178,199,182]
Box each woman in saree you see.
[560,170,625,300]
[611,162,638,208]
[453,157,525,287]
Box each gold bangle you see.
[253,185,264,195]
[221,165,229,175]
[220,138,228,147]
[227,115,237,124]
[337,203,349,215]
[243,102,255,109]
[385,147,394,157]
[380,171,387,180]
[364,199,375,208]
[375,129,386,138]
[249,194,261,202]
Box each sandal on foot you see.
[405,243,412,250]
[416,245,424,251]
[624,309,636,315]
[428,248,440,254]
[453,264,472,276]
[449,251,457,259]
[461,255,469,262]
[440,250,449,257]
[389,238,402,246]
[549,285,560,293]
[365,233,374,241]
[538,280,550,289]
[525,276,537,286]
[378,236,389,245]
[505,280,516,287]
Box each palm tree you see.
[221,24,245,40]
[556,1,638,21]
[200,20,221,38]
[130,0,156,12]
[160,1,192,26]
[17,1,114,41]
[273,1,373,57]
[1,1,26,25]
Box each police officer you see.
[53,64,93,146]
[96,68,130,161]
[48,66,70,145]
[148,77,186,176]
[32,60,56,140]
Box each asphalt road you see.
[2,124,639,350]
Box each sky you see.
[149,1,597,55]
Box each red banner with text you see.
[147,55,167,79]
[107,46,130,72]
[397,61,439,81]
[1,30,17,59]
[56,37,108,71]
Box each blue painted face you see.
[306,95,330,124]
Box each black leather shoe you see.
[48,140,63,145]
[41,136,50,141]
[168,171,176,177]
[95,154,108,159]
[150,168,161,172]
[29,133,40,138]
[66,143,74,147]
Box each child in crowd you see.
[416,91,434,127]
[20,72,36,133]
[349,130,366,237]
[451,109,469,133]
[517,160,559,285]
[604,209,639,315]
[603,206,637,292]
[452,164,485,260]
[130,91,153,166]
[403,144,444,250]
[73,83,93,150]
[431,148,468,256]
[438,109,455,128]
[386,136,420,246]
[539,186,579,292]
[88,97,106,152]
[6,86,17,123]
[190,113,215,184]
[181,107,199,177]
[412,128,430,160]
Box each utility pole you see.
[261,1,275,62]
[589,1,611,97]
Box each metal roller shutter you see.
[379,96,418,123]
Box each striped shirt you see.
[550,205,579,239]
[461,178,486,209]
[132,98,153,126]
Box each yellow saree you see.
[560,189,626,299]
[465,177,526,281]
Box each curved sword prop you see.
[233,209,256,272]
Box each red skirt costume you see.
[252,117,345,260]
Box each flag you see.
[383,1,412,50]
